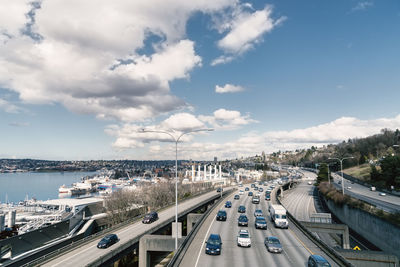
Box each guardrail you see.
[14,188,215,267]
[167,189,234,266]
[276,184,353,267]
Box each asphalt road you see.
[179,185,339,267]
[41,189,225,267]
[331,173,400,213]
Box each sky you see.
[0,0,400,161]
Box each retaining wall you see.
[324,198,400,259]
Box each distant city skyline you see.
[1,0,400,160]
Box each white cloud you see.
[215,83,245,93]
[107,108,257,150]
[125,114,400,160]
[352,1,374,11]
[212,5,286,65]
[199,108,258,130]
[0,0,237,122]
[0,98,24,113]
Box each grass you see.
[342,163,375,181]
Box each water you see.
[0,171,96,203]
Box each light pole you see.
[139,128,213,250]
[328,156,354,194]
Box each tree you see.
[317,163,328,184]
[380,155,400,187]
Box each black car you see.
[238,214,248,226]
[255,216,267,229]
[307,255,331,267]
[142,211,158,224]
[245,187,250,191]
[216,210,227,221]
[216,188,223,193]
[259,188,263,192]
[238,205,246,213]
[265,194,271,201]
[225,201,232,208]
[234,194,240,200]
[97,234,119,248]
[205,234,222,255]
[248,191,253,196]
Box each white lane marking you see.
[194,194,230,267]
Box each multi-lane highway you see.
[331,173,400,213]
[179,184,339,267]
[39,189,227,267]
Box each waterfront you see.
[0,171,96,203]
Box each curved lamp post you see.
[328,156,354,195]
[139,128,213,250]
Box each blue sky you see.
[0,0,399,160]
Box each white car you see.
[307,181,312,185]
[347,186,352,190]
[239,190,244,195]
[237,229,251,247]
[379,192,386,196]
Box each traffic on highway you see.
[181,180,338,267]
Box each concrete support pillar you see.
[343,226,350,249]
[209,165,212,180]
[198,165,201,181]
[172,222,182,238]
[192,165,195,182]
[0,214,5,231]
[139,235,185,267]
[219,165,222,179]
[187,213,203,233]
[204,165,206,180]
[214,165,217,180]
[8,210,16,227]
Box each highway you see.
[179,184,340,267]
[331,173,400,213]
[40,189,226,267]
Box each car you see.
[225,201,232,208]
[245,187,250,191]
[251,184,255,188]
[255,216,267,229]
[248,191,253,196]
[254,209,263,217]
[270,185,275,189]
[308,181,312,185]
[254,186,259,191]
[265,194,271,201]
[347,186,352,190]
[379,192,387,196]
[338,181,342,184]
[216,188,222,193]
[234,194,240,200]
[205,234,222,255]
[142,211,158,224]
[216,210,227,221]
[252,196,260,204]
[238,205,246,213]
[307,255,331,267]
[237,229,251,247]
[238,184,243,187]
[259,188,263,192]
[239,190,244,195]
[238,214,248,226]
[97,234,119,248]
[264,236,282,253]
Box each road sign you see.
[353,246,361,251]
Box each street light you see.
[139,128,213,250]
[328,156,354,194]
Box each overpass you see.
[4,189,231,267]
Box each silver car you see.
[264,236,283,253]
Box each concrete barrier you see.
[324,198,400,259]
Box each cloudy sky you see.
[0,0,399,160]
